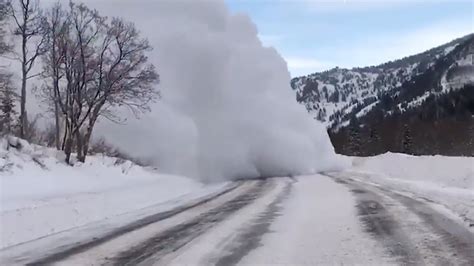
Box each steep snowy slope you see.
[291,34,474,130]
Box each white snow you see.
[444,44,458,55]
[2,144,472,263]
[457,53,473,67]
[0,137,227,249]
[342,153,474,227]
[356,101,378,118]
[406,91,431,109]
[293,65,413,127]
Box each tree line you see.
[329,84,474,156]
[0,0,159,163]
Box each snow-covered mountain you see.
[291,34,474,130]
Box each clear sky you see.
[226,0,474,77]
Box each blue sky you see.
[226,0,474,77]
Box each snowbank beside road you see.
[345,153,474,227]
[0,137,226,249]
[352,153,473,190]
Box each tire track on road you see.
[327,173,474,266]
[213,177,296,266]
[19,182,242,265]
[110,179,272,265]
[332,176,420,265]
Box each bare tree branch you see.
[7,0,47,138]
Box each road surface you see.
[1,174,473,265]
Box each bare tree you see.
[79,17,159,160]
[7,0,46,139]
[40,2,68,149]
[54,1,103,163]
[42,2,158,163]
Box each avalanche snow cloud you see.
[88,0,341,181]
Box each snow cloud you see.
[43,0,341,181]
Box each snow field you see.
[0,137,227,249]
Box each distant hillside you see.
[291,34,474,156]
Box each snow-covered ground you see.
[340,153,474,227]
[1,135,472,261]
[101,175,392,265]
[1,140,472,264]
[0,137,227,249]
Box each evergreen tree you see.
[402,124,412,154]
[468,119,474,156]
[0,0,15,135]
[322,86,328,101]
[368,127,381,155]
[341,92,347,102]
[0,0,9,55]
[348,118,362,156]
[329,88,340,103]
[0,77,18,135]
[317,109,325,121]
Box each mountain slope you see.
[291,34,474,155]
[291,34,474,130]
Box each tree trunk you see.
[19,12,28,138]
[75,130,85,162]
[19,65,27,138]
[62,118,68,151]
[54,91,60,150]
[64,134,73,164]
[82,115,98,160]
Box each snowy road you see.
[327,174,474,265]
[1,175,473,265]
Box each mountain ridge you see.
[291,33,473,129]
[291,33,474,155]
